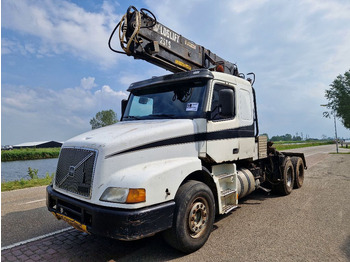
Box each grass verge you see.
[1,148,60,162]
[330,152,350,154]
[1,174,54,192]
[274,141,334,151]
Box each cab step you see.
[222,204,238,214]
[216,173,233,180]
[221,189,236,197]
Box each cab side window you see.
[210,84,235,120]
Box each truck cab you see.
[47,69,262,251]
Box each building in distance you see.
[12,141,62,149]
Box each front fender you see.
[95,157,202,209]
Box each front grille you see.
[55,147,97,198]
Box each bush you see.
[1,148,60,162]
[28,167,39,179]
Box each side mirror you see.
[219,89,235,117]
[121,99,128,118]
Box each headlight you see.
[100,187,146,203]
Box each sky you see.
[1,0,350,145]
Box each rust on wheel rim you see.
[188,197,209,238]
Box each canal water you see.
[1,158,58,182]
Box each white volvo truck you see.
[47,6,306,253]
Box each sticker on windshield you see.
[186,103,199,111]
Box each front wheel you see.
[162,180,215,253]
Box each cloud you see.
[1,39,37,56]
[226,0,269,14]
[304,0,350,20]
[1,78,128,144]
[80,77,97,90]
[2,0,121,66]
[117,66,168,87]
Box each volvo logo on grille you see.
[57,152,94,187]
[68,166,75,177]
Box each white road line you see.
[23,199,46,205]
[1,227,72,251]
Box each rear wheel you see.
[162,180,215,253]
[291,157,304,189]
[275,157,294,195]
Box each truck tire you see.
[291,157,304,189]
[162,180,215,253]
[274,158,294,195]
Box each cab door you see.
[206,81,255,163]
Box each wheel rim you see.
[188,197,209,239]
[286,166,293,188]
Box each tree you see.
[324,69,350,130]
[260,133,269,140]
[90,109,118,129]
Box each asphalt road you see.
[1,186,68,247]
[2,144,350,261]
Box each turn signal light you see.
[126,188,146,203]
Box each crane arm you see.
[109,6,239,76]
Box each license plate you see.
[52,212,89,234]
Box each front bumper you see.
[46,185,175,240]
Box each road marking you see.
[24,199,46,205]
[15,198,46,206]
[1,227,72,251]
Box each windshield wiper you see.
[148,114,177,119]
[122,116,143,120]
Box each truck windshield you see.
[123,81,208,120]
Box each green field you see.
[273,141,334,151]
[1,148,60,162]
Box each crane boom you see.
[109,6,239,76]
